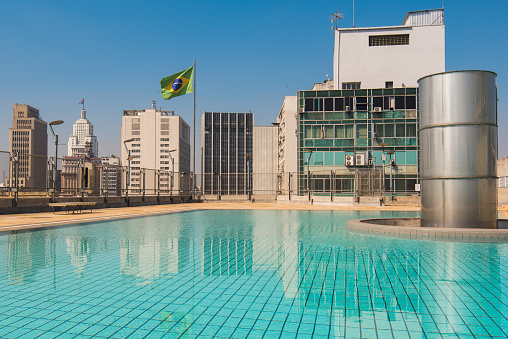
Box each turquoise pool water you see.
[0,210,507,338]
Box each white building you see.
[252,125,278,195]
[333,9,445,89]
[67,109,99,158]
[120,108,191,194]
[277,96,298,193]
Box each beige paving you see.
[0,202,420,232]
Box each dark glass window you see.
[406,96,416,109]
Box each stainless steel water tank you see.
[419,71,498,228]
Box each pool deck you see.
[0,202,421,232]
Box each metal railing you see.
[0,150,422,205]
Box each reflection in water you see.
[1,210,507,338]
[66,236,91,277]
[7,232,54,284]
[202,238,253,276]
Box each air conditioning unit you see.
[345,155,354,166]
[373,107,382,112]
[298,108,304,113]
[355,152,366,166]
[345,106,351,111]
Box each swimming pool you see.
[0,209,507,338]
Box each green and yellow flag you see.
[160,66,194,100]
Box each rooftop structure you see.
[333,9,445,89]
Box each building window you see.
[385,81,393,88]
[342,82,361,89]
[369,34,409,46]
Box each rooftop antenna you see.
[151,99,157,109]
[330,8,344,33]
[353,0,355,28]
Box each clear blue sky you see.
[1,0,507,166]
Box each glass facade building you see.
[297,87,419,196]
[202,112,253,195]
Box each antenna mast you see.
[353,0,355,27]
[330,9,344,34]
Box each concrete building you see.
[120,107,191,195]
[252,125,278,195]
[67,109,99,158]
[60,155,101,195]
[294,9,445,197]
[201,112,253,195]
[100,157,122,196]
[7,103,47,188]
[333,8,445,90]
[277,96,298,193]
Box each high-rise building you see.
[277,96,298,193]
[293,9,445,196]
[67,109,99,158]
[120,107,191,194]
[201,112,253,195]
[8,103,47,188]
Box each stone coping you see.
[347,218,508,243]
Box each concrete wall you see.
[277,96,298,192]
[253,125,278,194]
[333,22,445,89]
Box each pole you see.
[54,134,58,192]
[192,59,196,201]
[247,160,250,200]
[389,154,393,200]
[169,153,174,196]
[307,155,311,201]
[127,149,131,196]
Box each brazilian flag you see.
[160,66,194,100]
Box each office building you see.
[277,96,298,193]
[120,107,191,194]
[8,103,47,188]
[201,112,253,195]
[67,108,99,158]
[295,9,445,196]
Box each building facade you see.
[67,109,99,158]
[277,96,298,193]
[297,87,419,195]
[8,103,47,188]
[201,112,253,195]
[100,157,122,196]
[333,9,445,90]
[120,108,191,195]
[60,155,101,195]
[291,9,445,197]
[252,125,278,195]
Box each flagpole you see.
[192,59,196,200]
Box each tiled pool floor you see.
[0,210,507,338]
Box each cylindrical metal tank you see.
[419,70,498,228]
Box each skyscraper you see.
[201,112,253,195]
[67,108,99,158]
[8,103,47,188]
